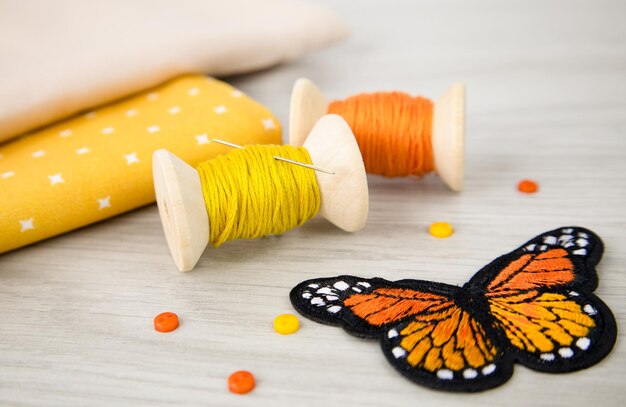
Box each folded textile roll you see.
[0,0,348,141]
[0,75,281,253]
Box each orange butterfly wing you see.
[472,227,616,371]
[291,277,511,391]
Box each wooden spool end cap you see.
[152,149,209,272]
[289,78,328,147]
[303,114,369,232]
[432,83,465,192]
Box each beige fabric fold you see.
[0,0,348,142]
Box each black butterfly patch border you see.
[289,227,618,392]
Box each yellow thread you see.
[196,145,321,247]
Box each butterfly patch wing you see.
[488,288,616,371]
[468,227,617,372]
[290,276,513,391]
[290,276,453,338]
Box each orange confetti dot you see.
[154,312,179,333]
[228,370,256,394]
[518,179,539,193]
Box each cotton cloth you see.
[0,0,348,141]
[0,75,282,253]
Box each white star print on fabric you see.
[97,196,111,209]
[214,105,228,114]
[19,218,34,232]
[169,106,181,115]
[76,147,90,155]
[188,87,200,96]
[262,118,276,130]
[196,134,210,145]
[124,153,139,165]
[59,129,72,137]
[31,150,46,158]
[147,125,160,134]
[48,173,64,185]
[101,126,114,135]
[126,109,138,117]
[2,171,15,179]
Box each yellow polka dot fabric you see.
[0,75,282,253]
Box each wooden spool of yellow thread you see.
[153,115,369,272]
[289,78,465,191]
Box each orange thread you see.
[327,92,435,177]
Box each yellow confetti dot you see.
[429,222,454,238]
[273,314,300,335]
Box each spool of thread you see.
[153,115,369,272]
[289,79,465,191]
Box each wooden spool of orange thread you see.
[289,79,465,191]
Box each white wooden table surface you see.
[1,0,625,405]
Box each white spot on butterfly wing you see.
[578,232,589,238]
[463,369,478,379]
[559,235,574,244]
[302,292,312,299]
[558,347,574,358]
[540,353,555,361]
[436,369,454,380]
[333,281,349,291]
[316,287,333,295]
[358,282,371,288]
[482,364,496,375]
[310,297,325,306]
[569,291,579,297]
[576,238,588,247]
[352,287,362,293]
[327,305,342,314]
[583,304,597,315]
[562,228,574,234]
[573,249,587,256]
[308,284,320,289]
[387,329,399,339]
[576,337,591,350]
[525,244,536,251]
[543,236,557,245]
[392,347,406,358]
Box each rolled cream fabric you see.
[0,75,282,253]
[0,0,348,141]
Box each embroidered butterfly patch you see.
[290,227,617,392]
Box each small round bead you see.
[429,222,454,238]
[518,179,539,193]
[154,312,179,333]
[228,370,255,394]
[273,314,300,335]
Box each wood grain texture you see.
[1,0,625,405]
